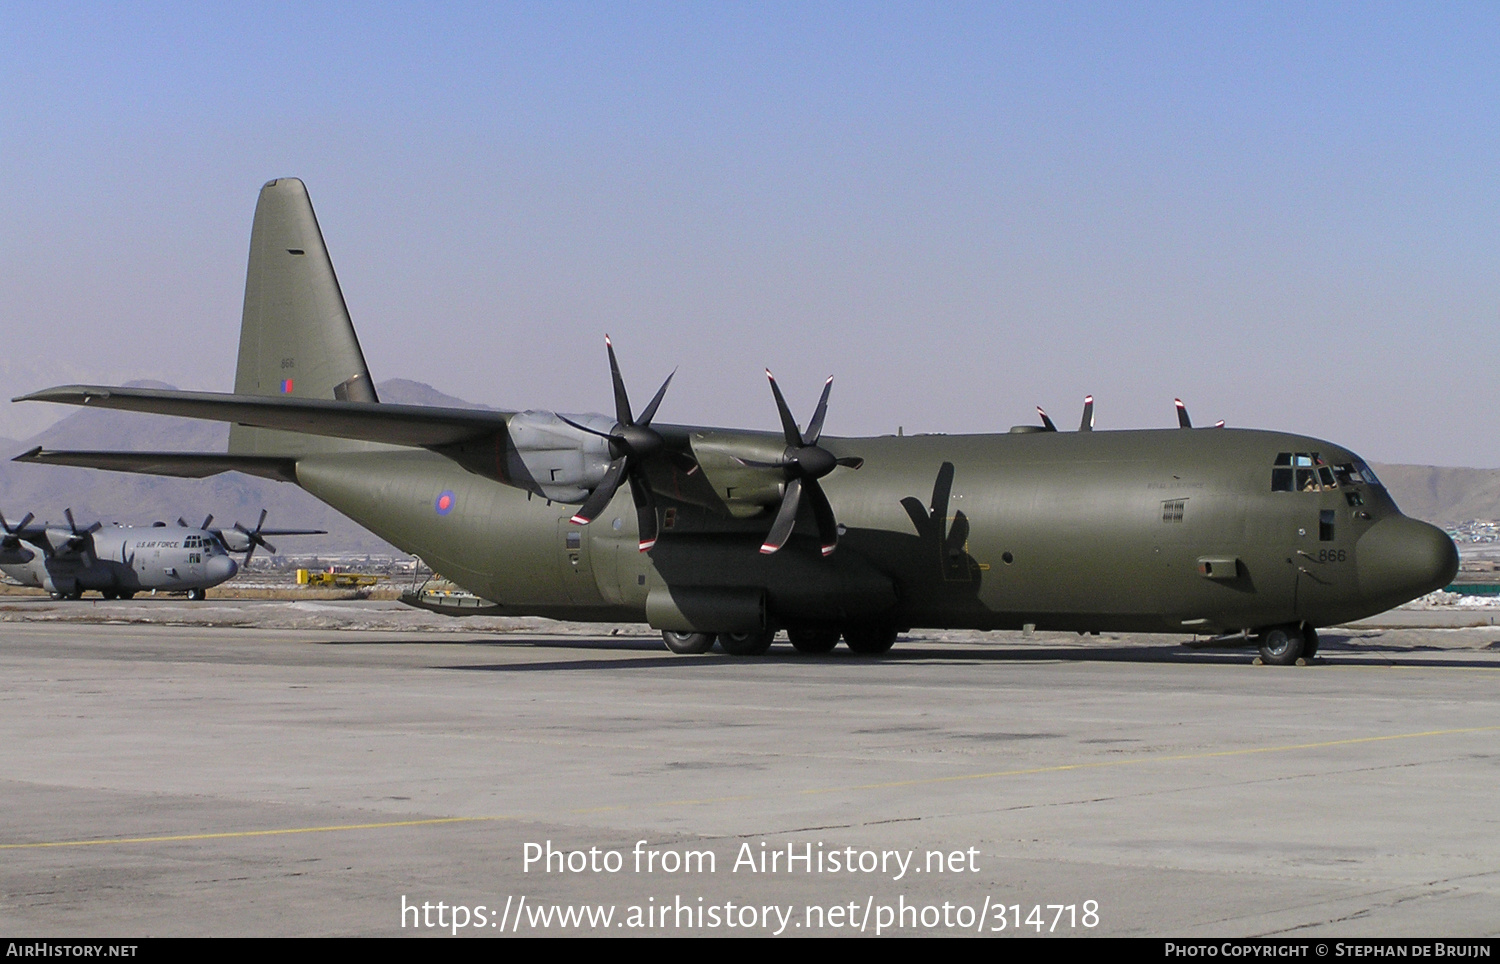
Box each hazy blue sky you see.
[3,2,1498,464]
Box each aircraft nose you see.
[1356,515,1458,608]
[209,555,239,583]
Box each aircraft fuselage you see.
[292,425,1456,636]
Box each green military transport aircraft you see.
[14,178,1457,663]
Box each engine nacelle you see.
[503,411,617,504]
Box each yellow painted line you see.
[7,725,1497,850]
[0,816,503,850]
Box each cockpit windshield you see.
[1272,452,1383,494]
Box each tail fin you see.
[228,178,380,455]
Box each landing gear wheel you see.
[119,591,136,600]
[66,588,84,600]
[1301,625,1319,660]
[717,629,775,656]
[186,588,206,602]
[661,630,715,655]
[843,624,898,655]
[101,590,118,600]
[1256,624,1305,666]
[787,627,841,654]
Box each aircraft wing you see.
[13,448,300,483]
[15,385,512,447]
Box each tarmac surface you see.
[1,598,1498,937]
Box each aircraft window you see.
[1271,468,1294,492]
[565,532,581,550]
[1294,453,1314,467]
[1318,466,1337,488]
[1297,469,1320,492]
[1353,460,1382,487]
[1319,509,1335,542]
[1161,499,1185,523]
[1275,453,1292,466]
[1345,490,1364,507]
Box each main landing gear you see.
[1253,623,1319,666]
[659,624,900,657]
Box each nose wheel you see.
[1254,623,1318,665]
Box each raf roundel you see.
[434,490,456,516]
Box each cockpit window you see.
[1352,460,1382,487]
[1272,452,1376,493]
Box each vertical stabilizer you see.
[228,178,380,455]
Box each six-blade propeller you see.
[560,335,676,552]
[742,371,863,556]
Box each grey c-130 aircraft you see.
[0,509,322,600]
[14,178,1458,662]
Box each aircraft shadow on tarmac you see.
[344,630,1500,672]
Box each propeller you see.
[1175,399,1225,429]
[0,511,34,548]
[233,509,277,566]
[558,335,675,552]
[744,371,864,556]
[1036,395,1094,432]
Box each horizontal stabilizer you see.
[15,385,512,449]
[14,447,300,483]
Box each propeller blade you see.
[1036,407,1058,432]
[1214,420,1225,429]
[1175,398,1192,429]
[804,376,834,445]
[65,508,77,533]
[731,455,790,470]
[835,456,864,469]
[624,466,659,551]
[202,514,213,530]
[805,479,839,556]
[178,517,190,528]
[255,508,268,532]
[260,538,278,556]
[760,478,804,554]
[557,414,617,441]
[1,511,34,535]
[605,334,634,425]
[764,371,803,448]
[1080,395,1094,432]
[636,369,676,426]
[570,458,628,525]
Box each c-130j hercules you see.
[15,178,1457,663]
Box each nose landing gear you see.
[1254,623,1319,666]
